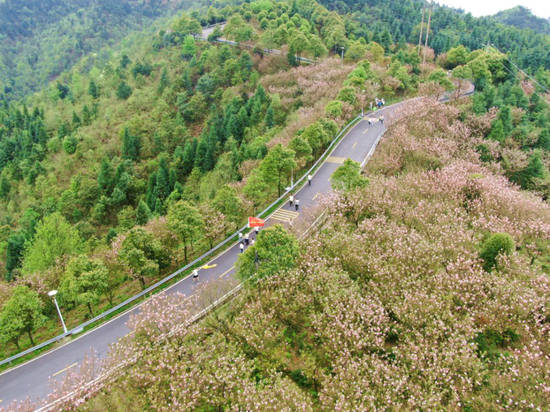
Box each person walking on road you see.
[289,194,294,207]
[193,269,199,283]
[295,198,300,211]
[308,174,312,186]
[245,232,250,246]
[238,232,243,242]
[251,238,255,246]
[379,115,385,125]
[240,242,244,254]
[255,226,259,235]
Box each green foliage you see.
[116,81,133,100]
[479,233,515,272]
[331,159,369,191]
[236,225,299,284]
[446,45,469,68]
[60,255,109,317]
[22,213,82,275]
[135,200,151,226]
[511,151,547,190]
[0,286,46,349]
[325,100,343,118]
[213,185,242,229]
[475,327,521,360]
[119,228,169,289]
[63,135,78,155]
[5,234,25,281]
[121,127,141,161]
[260,144,296,197]
[167,201,204,262]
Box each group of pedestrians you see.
[367,115,385,125]
[289,194,300,211]
[375,97,385,109]
[239,226,260,254]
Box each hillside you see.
[0,0,208,99]
[493,6,550,35]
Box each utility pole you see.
[418,0,426,56]
[422,2,433,67]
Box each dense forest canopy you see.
[493,6,550,35]
[0,0,210,99]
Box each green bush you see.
[479,233,515,271]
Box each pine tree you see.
[135,200,151,226]
[121,127,141,160]
[265,104,275,129]
[116,82,133,100]
[146,172,157,210]
[72,111,81,128]
[487,120,505,142]
[82,105,92,126]
[195,139,208,172]
[182,140,196,177]
[157,68,170,95]
[88,79,100,100]
[98,157,115,194]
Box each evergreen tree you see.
[265,103,275,129]
[98,157,115,194]
[195,138,208,171]
[121,127,141,161]
[135,200,151,226]
[116,81,133,100]
[487,120,505,142]
[146,172,157,210]
[157,68,170,95]
[88,79,100,100]
[82,104,92,126]
[72,111,81,128]
[511,151,547,189]
[182,140,196,177]
[5,234,25,281]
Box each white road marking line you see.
[352,142,358,148]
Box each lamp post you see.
[341,46,345,63]
[48,290,68,334]
[361,89,366,117]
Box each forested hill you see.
[0,0,205,99]
[493,6,550,35]
[320,0,550,74]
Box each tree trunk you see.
[140,276,146,290]
[87,303,94,318]
[184,244,188,262]
[27,330,35,346]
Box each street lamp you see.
[340,46,345,63]
[49,290,68,334]
[361,89,366,117]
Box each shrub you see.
[479,232,515,271]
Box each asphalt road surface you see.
[0,108,390,408]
